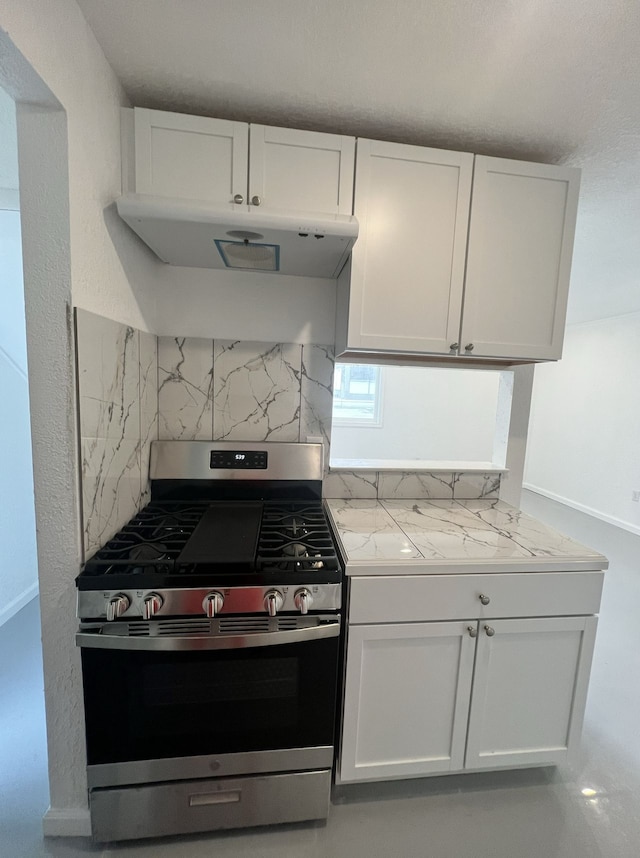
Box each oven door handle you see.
[76,620,341,652]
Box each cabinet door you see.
[461,157,580,361]
[465,616,597,770]
[134,108,248,204]
[248,124,355,215]
[340,622,476,783]
[345,140,473,355]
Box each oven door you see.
[79,616,341,787]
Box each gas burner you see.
[279,516,309,536]
[129,543,169,563]
[152,516,191,538]
[281,542,325,571]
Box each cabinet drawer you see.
[349,571,604,624]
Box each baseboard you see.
[0,581,38,627]
[523,483,640,537]
[43,807,92,838]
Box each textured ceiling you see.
[76,0,640,324]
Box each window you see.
[332,364,383,426]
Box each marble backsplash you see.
[75,313,500,556]
[156,336,501,502]
[76,309,157,557]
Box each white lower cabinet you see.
[340,622,476,782]
[464,615,597,770]
[339,579,601,784]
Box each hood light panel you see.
[214,239,280,272]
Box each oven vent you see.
[219,617,271,634]
[124,616,319,637]
[157,619,213,636]
[218,616,315,633]
[127,619,212,637]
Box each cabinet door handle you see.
[478,594,490,606]
[233,194,244,204]
[251,195,262,206]
[467,625,478,638]
[484,625,495,637]
[465,343,475,352]
[449,342,459,351]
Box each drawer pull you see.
[484,625,495,637]
[479,594,491,606]
[189,790,241,807]
[467,625,478,638]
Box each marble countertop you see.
[326,499,608,575]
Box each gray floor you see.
[2,490,640,857]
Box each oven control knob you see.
[106,594,130,622]
[264,590,284,617]
[294,588,313,615]
[203,592,225,619]
[142,593,164,620]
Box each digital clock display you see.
[210,451,268,469]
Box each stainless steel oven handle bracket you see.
[76,620,341,652]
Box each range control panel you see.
[210,450,268,470]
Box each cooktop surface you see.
[77,499,341,590]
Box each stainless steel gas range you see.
[76,441,343,843]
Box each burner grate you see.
[257,501,339,573]
[82,502,209,576]
[78,498,340,585]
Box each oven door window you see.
[81,637,339,765]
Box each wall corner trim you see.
[42,807,92,838]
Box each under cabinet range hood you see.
[116,194,359,278]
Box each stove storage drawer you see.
[348,571,604,624]
[90,769,331,842]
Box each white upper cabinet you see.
[343,140,473,355]
[461,157,581,361]
[133,108,248,205]
[336,146,581,364]
[132,108,355,217]
[248,125,355,215]
[129,109,580,364]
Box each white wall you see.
[0,0,160,836]
[524,314,640,534]
[2,2,159,332]
[154,264,336,345]
[0,205,38,625]
[0,205,26,365]
[0,84,19,202]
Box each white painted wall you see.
[0,205,38,626]
[154,264,336,345]
[0,0,160,836]
[524,315,640,534]
[1,1,159,332]
[0,84,19,196]
[0,203,25,366]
